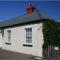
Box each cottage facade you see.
[0,4,48,57]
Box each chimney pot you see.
[26,3,35,14]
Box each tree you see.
[42,19,60,48]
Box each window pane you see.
[26,37,32,43]
[26,28,32,43]
[7,30,11,42]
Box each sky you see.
[0,1,60,22]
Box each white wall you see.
[0,33,2,48]
[2,22,44,57]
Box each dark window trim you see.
[5,42,11,45]
[26,37,32,38]
[23,44,33,47]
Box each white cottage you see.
[0,4,48,57]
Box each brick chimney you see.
[26,3,35,14]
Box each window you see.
[7,30,11,42]
[26,28,32,43]
[1,29,4,38]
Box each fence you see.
[43,45,60,58]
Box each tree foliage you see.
[42,19,60,48]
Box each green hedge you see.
[42,19,60,48]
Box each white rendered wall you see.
[0,33,2,48]
[2,22,44,57]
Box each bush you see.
[42,19,60,48]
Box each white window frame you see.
[7,30,11,43]
[25,28,32,44]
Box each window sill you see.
[5,42,11,45]
[23,44,33,47]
